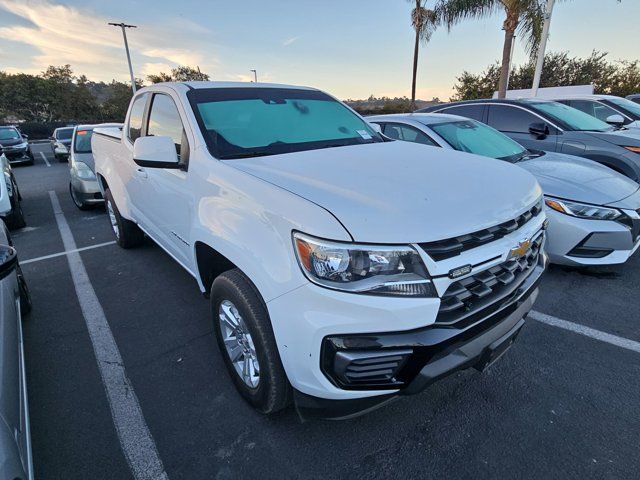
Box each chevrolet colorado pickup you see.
[92,82,547,419]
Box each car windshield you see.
[528,101,612,132]
[606,97,640,117]
[189,87,383,159]
[74,129,93,153]
[429,119,526,162]
[56,128,74,140]
[0,128,21,140]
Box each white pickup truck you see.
[92,82,547,419]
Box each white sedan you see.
[368,113,640,266]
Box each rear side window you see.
[128,93,149,142]
[438,104,484,121]
[147,94,188,162]
[487,105,539,133]
[382,123,437,146]
[569,100,619,122]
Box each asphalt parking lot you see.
[12,142,640,479]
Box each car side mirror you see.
[21,134,28,140]
[0,245,17,281]
[529,122,549,139]
[133,136,180,169]
[605,114,625,126]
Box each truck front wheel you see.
[211,269,291,414]
[104,189,144,249]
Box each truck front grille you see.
[419,202,543,261]
[436,233,544,326]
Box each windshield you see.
[74,129,93,153]
[189,88,383,159]
[607,97,640,117]
[529,101,612,132]
[429,119,526,161]
[56,128,74,140]
[0,128,21,141]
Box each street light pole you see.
[250,69,257,83]
[531,0,555,97]
[109,22,138,93]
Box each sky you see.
[0,0,638,100]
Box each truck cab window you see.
[128,93,148,142]
[147,94,188,162]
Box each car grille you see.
[618,209,640,243]
[436,233,544,326]
[419,202,543,261]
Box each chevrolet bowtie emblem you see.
[508,238,532,260]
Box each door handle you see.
[136,167,148,179]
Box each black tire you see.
[104,188,144,248]
[27,150,35,165]
[69,182,93,210]
[16,263,32,316]
[211,269,292,414]
[5,188,26,230]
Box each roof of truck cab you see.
[174,81,319,91]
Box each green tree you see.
[438,0,544,98]
[147,66,210,84]
[409,1,439,109]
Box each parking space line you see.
[39,151,51,167]
[529,310,640,354]
[21,241,116,265]
[48,191,168,480]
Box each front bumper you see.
[70,176,103,204]
[293,253,546,420]
[545,207,640,266]
[3,146,30,163]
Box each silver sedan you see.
[368,113,640,266]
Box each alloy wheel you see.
[218,299,260,388]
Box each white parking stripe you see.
[21,241,116,265]
[48,191,168,480]
[529,310,640,354]
[39,151,50,167]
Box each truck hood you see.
[518,152,639,205]
[228,142,542,243]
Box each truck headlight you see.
[293,232,436,297]
[73,161,96,180]
[545,196,621,221]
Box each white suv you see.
[93,82,547,419]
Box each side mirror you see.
[21,134,28,140]
[369,122,383,134]
[605,114,625,126]
[133,136,180,169]
[529,122,550,139]
[0,245,17,281]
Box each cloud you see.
[0,0,218,82]
[282,36,299,47]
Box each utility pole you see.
[109,22,138,93]
[250,69,257,83]
[531,0,555,97]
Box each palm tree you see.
[409,1,439,109]
[438,0,544,98]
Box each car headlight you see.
[4,173,12,195]
[293,232,436,297]
[15,142,28,149]
[544,196,621,220]
[55,142,68,151]
[73,161,96,180]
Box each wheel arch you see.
[194,241,238,296]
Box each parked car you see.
[0,126,33,166]
[627,94,640,105]
[50,127,74,162]
[69,124,122,210]
[93,82,547,419]
[0,221,33,479]
[419,99,640,181]
[551,95,640,131]
[0,149,26,229]
[368,113,640,266]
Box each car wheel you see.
[27,150,34,165]
[69,182,92,210]
[16,263,31,316]
[211,269,292,414]
[5,190,26,230]
[104,189,144,249]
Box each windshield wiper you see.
[218,151,273,160]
